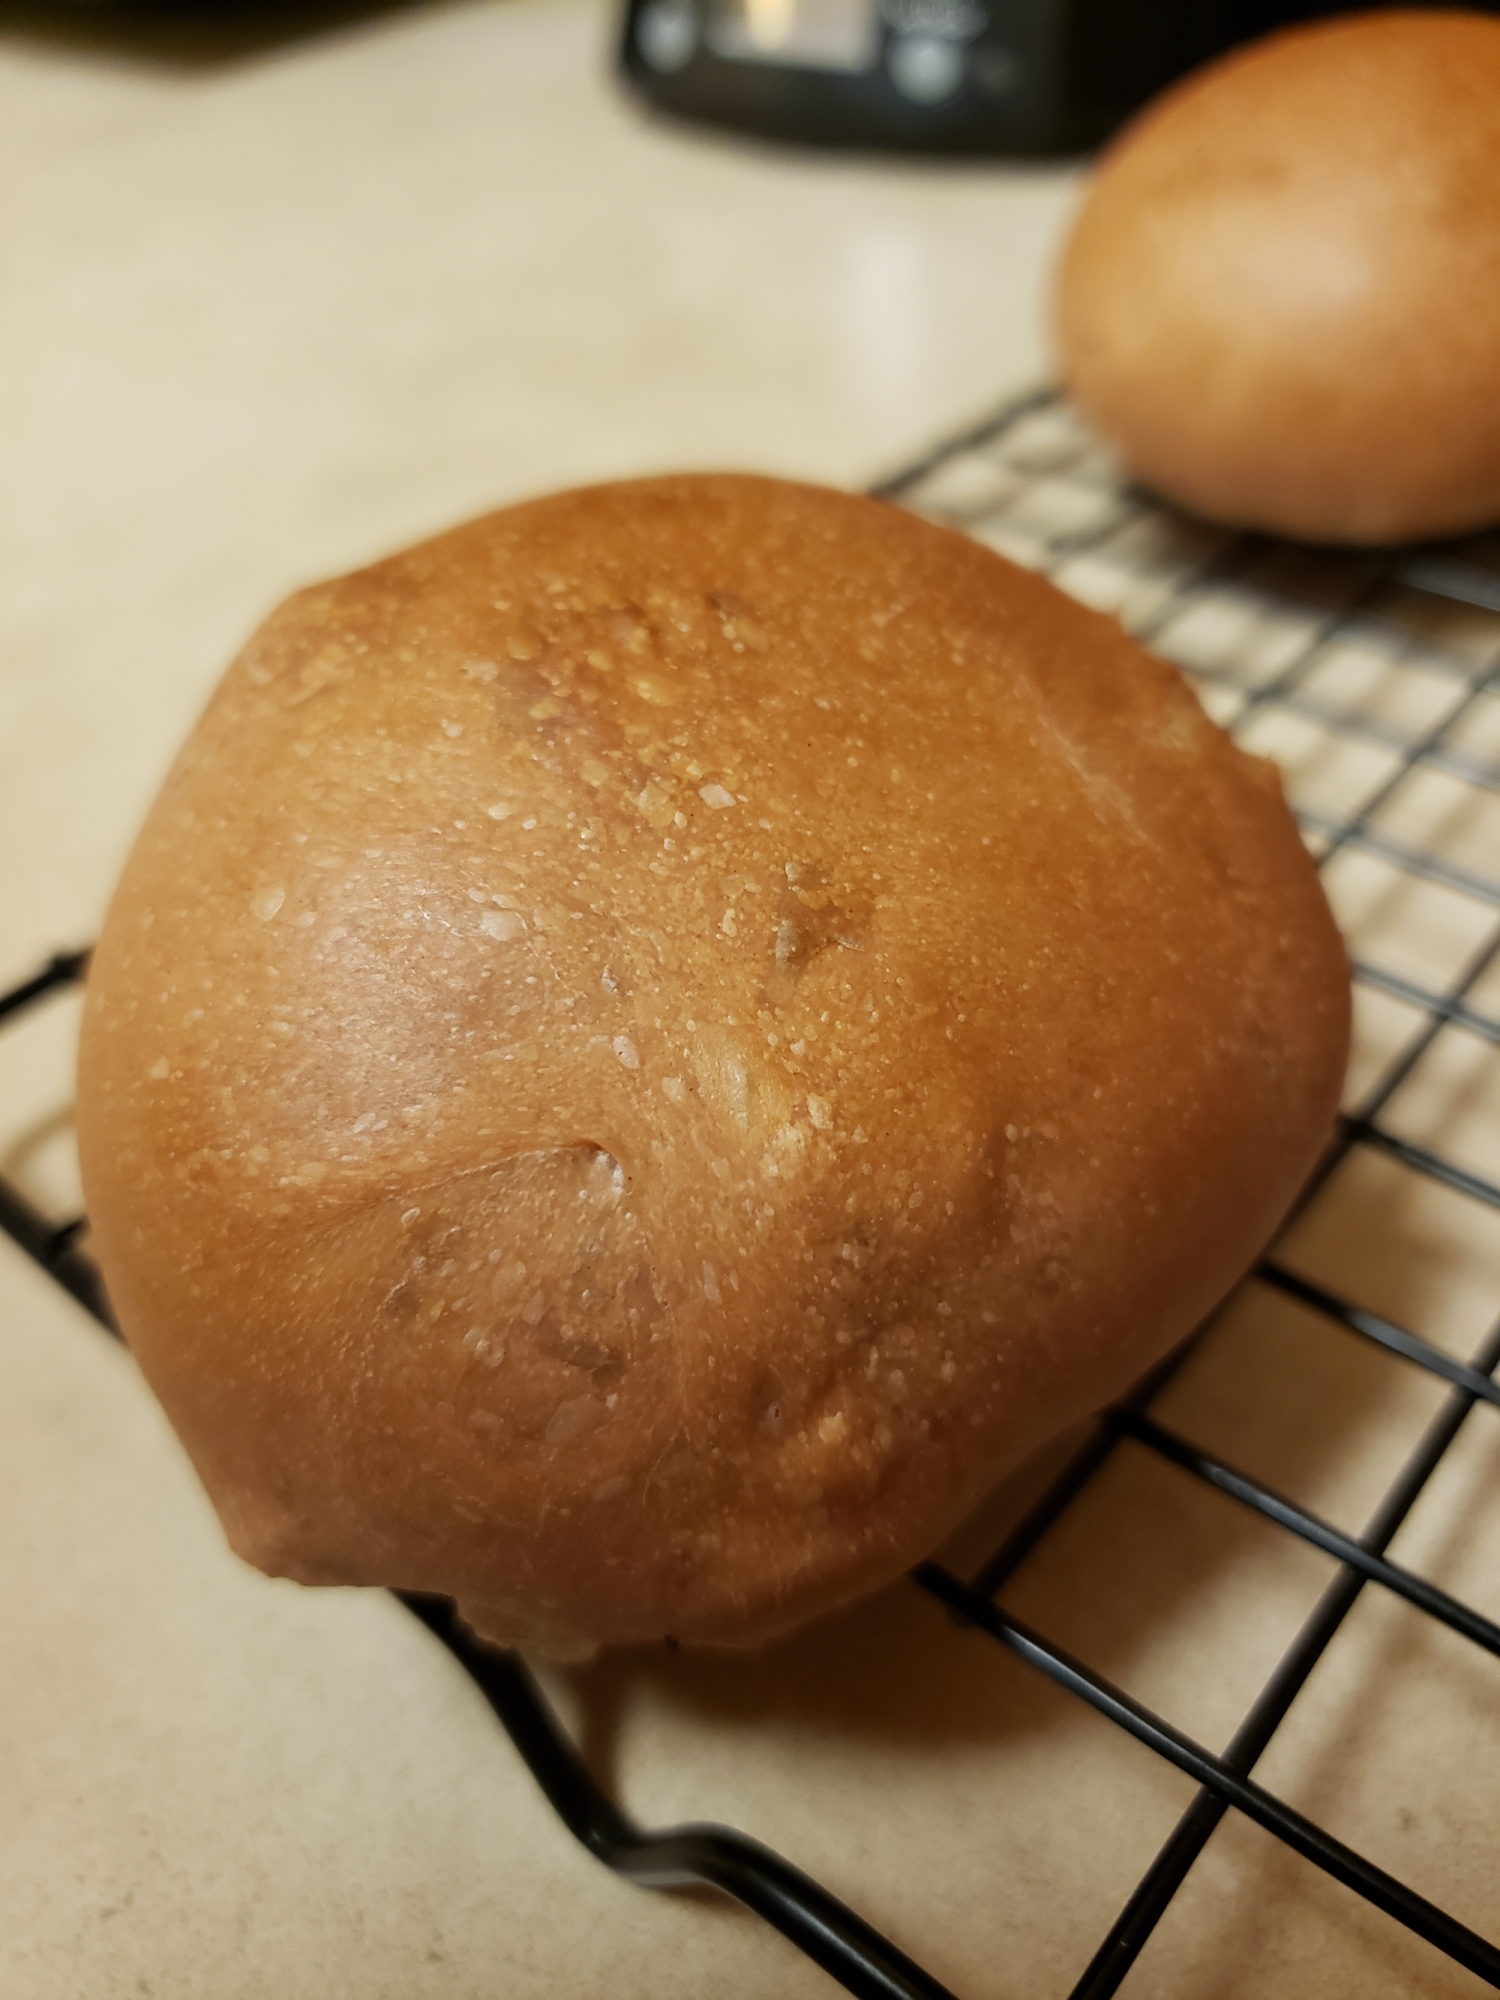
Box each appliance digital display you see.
[705,0,878,72]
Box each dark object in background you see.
[619,0,1491,155]
[0,0,415,66]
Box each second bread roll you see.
[1056,9,1500,546]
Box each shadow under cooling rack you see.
[5,386,1500,1999]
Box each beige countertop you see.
[5,8,1500,1999]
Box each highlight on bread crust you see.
[1055,9,1500,546]
[76,475,1350,1654]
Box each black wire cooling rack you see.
[5,385,1500,1999]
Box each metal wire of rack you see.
[4,386,1499,1998]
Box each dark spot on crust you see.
[770,860,870,982]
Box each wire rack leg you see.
[398,1594,961,2000]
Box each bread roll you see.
[76,475,1348,1653]
[1055,9,1500,546]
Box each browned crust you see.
[76,475,1349,1650]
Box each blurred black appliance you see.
[620,1,1419,154]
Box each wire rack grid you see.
[4,386,1500,1999]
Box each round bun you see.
[76,475,1348,1653]
[1055,9,1500,546]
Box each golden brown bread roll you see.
[76,475,1348,1654]
[1055,9,1500,546]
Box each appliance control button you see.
[638,0,698,72]
[887,32,964,102]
